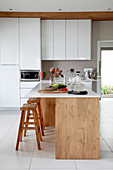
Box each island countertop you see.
[26,82,100,98]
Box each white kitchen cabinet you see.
[21,89,31,98]
[66,20,78,60]
[20,82,38,88]
[1,66,20,107]
[42,20,54,60]
[19,18,41,70]
[78,20,91,60]
[20,81,39,106]
[41,19,91,61]
[54,20,65,60]
[0,18,19,64]
[21,99,28,107]
[0,67,1,107]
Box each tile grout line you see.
[29,141,36,170]
[74,160,78,170]
[100,133,113,152]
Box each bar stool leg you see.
[24,110,30,137]
[20,110,26,142]
[37,116,42,141]
[39,101,45,130]
[16,110,25,150]
[37,103,44,136]
[33,109,41,150]
[42,120,45,130]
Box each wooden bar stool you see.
[16,103,41,151]
[23,103,42,141]
[26,98,45,137]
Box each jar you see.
[65,68,75,85]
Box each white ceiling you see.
[0,0,113,12]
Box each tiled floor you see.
[0,98,113,170]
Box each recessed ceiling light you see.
[58,9,62,11]
[108,8,111,10]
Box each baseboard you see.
[0,107,20,111]
[102,95,113,98]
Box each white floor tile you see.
[99,136,111,151]
[30,169,76,170]
[0,139,35,156]
[0,155,31,169]
[30,158,76,169]
[104,138,113,151]
[100,123,113,138]
[76,159,113,169]
[76,151,113,169]
[77,169,113,170]
[0,169,28,170]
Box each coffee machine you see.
[84,68,96,79]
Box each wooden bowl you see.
[44,86,58,91]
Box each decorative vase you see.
[50,75,54,85]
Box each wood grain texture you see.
[0,12,113,21]
[40,98,55,127]
[55,98,99,159]
[38,90,68,93]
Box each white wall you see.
[92,21,113,60]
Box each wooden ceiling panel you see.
[0,12,113,21]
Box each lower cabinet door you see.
[20,98,28,107]
[1,66,20,107]
[20,89,31,98]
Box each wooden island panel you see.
[40,98,55,127]
[55,98,99,159]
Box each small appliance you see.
[84,68,96,79]
[20,70,40,81]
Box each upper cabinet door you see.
[66,20,78,60]
[54,20,65,60]
[0,18,19,64]
[42,20,54,60]
[19,18,41,70]
[78,20,91,60]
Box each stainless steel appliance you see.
[84,68,96,79]
[20,70,40,81]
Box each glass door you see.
[101,49,113,97]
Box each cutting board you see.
[38,90,68,94]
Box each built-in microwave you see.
[20,70,40,81]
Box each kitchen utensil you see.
[68,90,88,95]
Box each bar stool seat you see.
[21,103,37,109]
[29,98,40,103]
[16,103,41,151]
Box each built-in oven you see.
[20,70,40,81]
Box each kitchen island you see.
[26,82,100,159]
